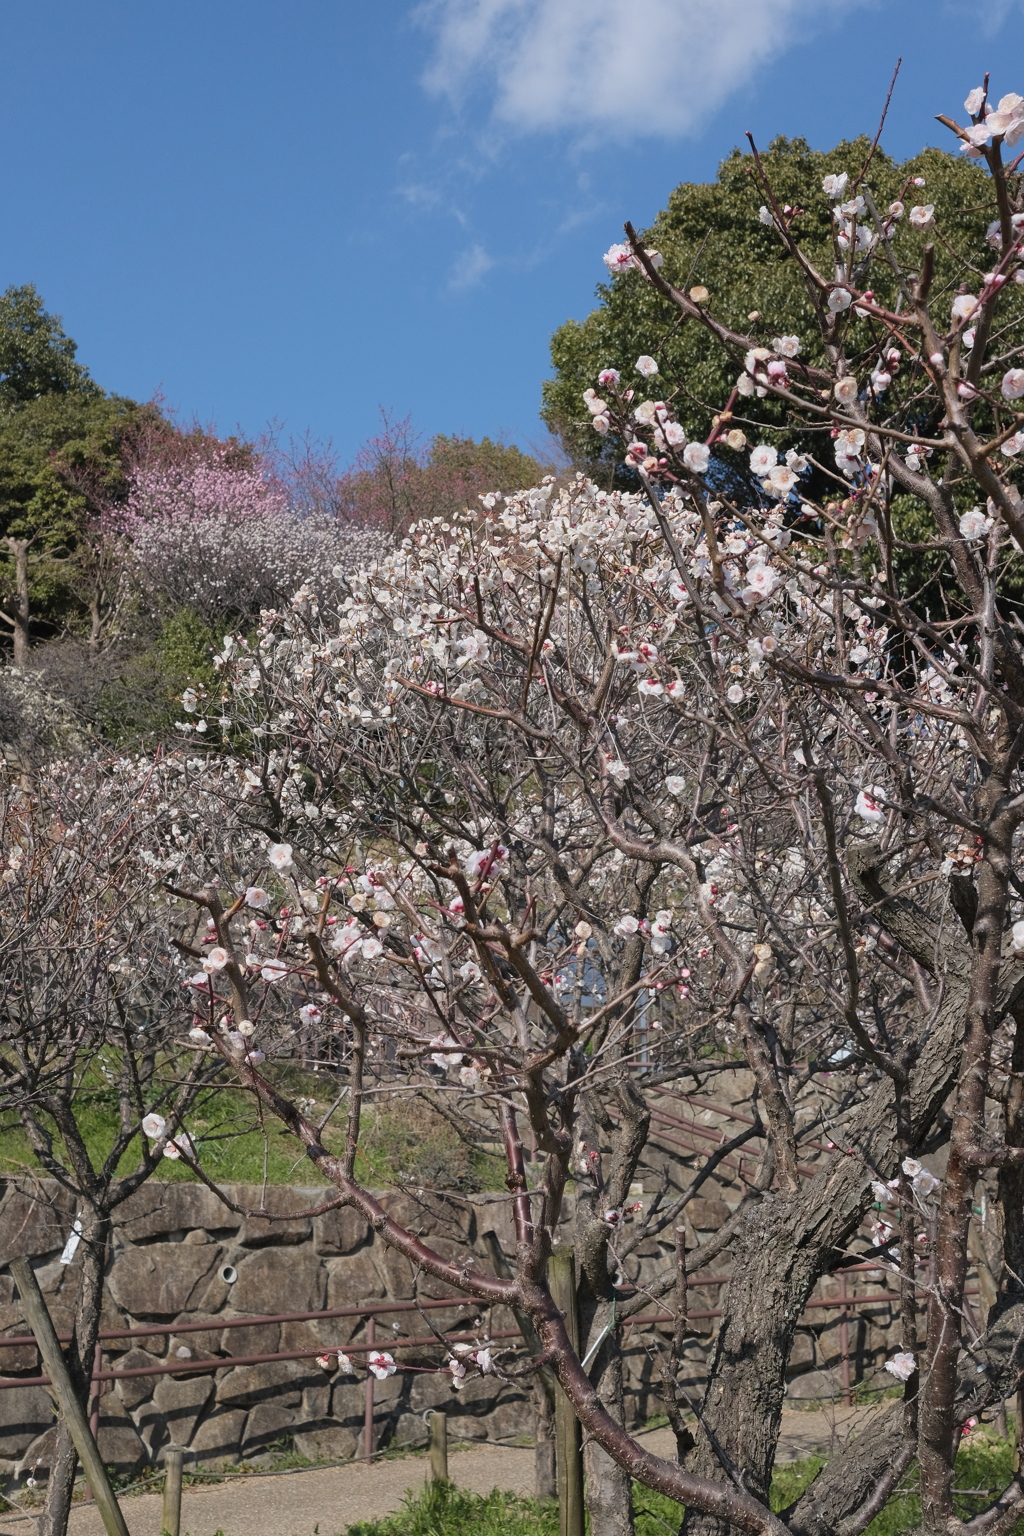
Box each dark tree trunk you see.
[38,1204,109,1536]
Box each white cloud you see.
[420,0,862,139]
[449,242,495,288]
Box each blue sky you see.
[0,0,1020,466]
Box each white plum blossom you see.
[683,443,710,474]
[368,1351,397,1379]
[665,775,686,797]
[749,444,778,476]
[909,205,935,228]
[828,288,853,313]
[203,947,230,973]
[188,1026,213,1047]
[603,243,634,275]
[598,368,620,386]
[1001,368,1024,400]
[142,1113,167,1140]
[834,376,859,404]
[245,886,271,909]
[299,1004,323,1026]
[614,914,640,937]
[959,507,992,542]
[726,684,745,704]
[337,1352,354,1372]
[1011,920,1024,952]
[885,1352,916,1382]
[773,335,802,357]
[267,842,295,873]
[606,759,630,788]
[636,355,659,378]
[951,294,979,324]
[663,421,686,446]
[855,787,886,824]
[822,172,849,198]
[742,565,780,604]
[965,86,986,116]
[260,959,288,983]
[430,1034,465,1069]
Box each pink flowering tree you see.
[109,428,385,628]
[155,81,1024,1536]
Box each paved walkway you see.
[0,1408,871,1536]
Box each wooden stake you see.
[161,1446,183,1536]
[550,1245,584,1536]
[428,1410,448,1483]
[7,1257,130,1536]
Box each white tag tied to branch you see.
[59,1218,82,1266]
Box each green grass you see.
[338,1435,1024,1536]
[0,1058,505,1191]
[343,1480,559,1536]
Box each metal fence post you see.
[161,1446,183,1536]
[550,1245,584,1536]
[7,1257,130,1536]
[363,1315,375,1464]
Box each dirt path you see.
[0,1408,870,1536]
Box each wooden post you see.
[363,1315,375,1464]
[7,1257,130,1536]
[550,1245,584,1536]
[161,1446,184,1536]
[429,1410,448,1484]
[85,1339,102,1502]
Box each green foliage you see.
[426,434,546,497]
[0,283,96,406]
[358,1097,503,1193]
[0,390,147,634]
[543,136,1012,476]
[631,1433,1024,1536]
[343,1479,558,1536]
[0,1057,338,1186]
[95,609,224,746]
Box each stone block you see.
[220,1321,280,1358]
[280,1317,354,1355]
[112,1347,163,1411]
[168,1312,224,1359]
[216,1358,307,1407]
[95,1391,148,1473]
[301,1380,332,1421]
[0,1182,75,1262]
[237,1186,315,1248]
[149,1373,215,1448]
[116,1183,238,1243]
[108,1243,223,1317]
[315,1206,370,1257]
[188,1405,246,1464]
[372,1246,416,1300]
[244,1398,302,1453]
[326,1253,385,1308]
[686,1198,731,1231]
[293,1424,358,1461]
[0,1384,54,1456]
[229,1248,325,1315]
[0,1333,38,1373]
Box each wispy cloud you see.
[420,0,865,139]
[449,242,494,288]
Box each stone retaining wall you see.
[0,1176,904,1485]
